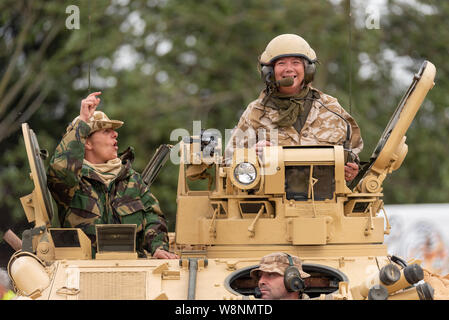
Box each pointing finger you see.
[87,91,102,98]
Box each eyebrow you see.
[276,57,302,64]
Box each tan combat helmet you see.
[259,34,318,84]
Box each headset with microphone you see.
[260,56,316,91]
[253,253,306,298]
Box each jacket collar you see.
[82,146,135,183]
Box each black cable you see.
[390,255,408,269]
[301,97,353,151]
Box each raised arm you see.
[47,92,102,212]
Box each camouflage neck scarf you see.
[84,158,123,186]
[262,86,310,127]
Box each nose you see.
[258,274,267,286]
[284,61,295,72]
[112,130,118,138]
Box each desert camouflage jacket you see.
[225,87,363,161]
[47,119,169,256]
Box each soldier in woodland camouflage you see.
[225,34,363,181]
[47,91,178,259]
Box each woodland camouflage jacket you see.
[47,119,169,256]
[225,87,363,161]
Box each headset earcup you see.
[303,60,316,84]
[261,65,275,83]
[284,266,305,292]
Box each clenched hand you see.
[80,91,102,122]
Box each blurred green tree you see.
[0,0,447,266]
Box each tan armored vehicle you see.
[7,61,439,300]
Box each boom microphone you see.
[276,77,294,87]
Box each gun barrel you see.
[142,144,173,186]
[3,229,22,251]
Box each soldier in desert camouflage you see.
[225,34,363,181]
[47,92,178,259]
[250,252,311,300]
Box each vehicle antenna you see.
[87,0,91,95]
[348,0,352,114]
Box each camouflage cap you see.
[72,111,123,135]
[250,252,310,279]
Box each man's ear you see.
[85,137,93,151]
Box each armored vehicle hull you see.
[7,61,441,300]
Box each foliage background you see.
[0,0,448,266]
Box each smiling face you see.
[273,56,305,95]
[85,128,119,164]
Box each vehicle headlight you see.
[233,162,257,185]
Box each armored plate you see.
[22,123,54,225]
[350,60,436,189]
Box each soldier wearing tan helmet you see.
[226,34,363,182]
[251,252,311,300]
[47,92,178,259]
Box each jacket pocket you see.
[112,198,145,217]
[309,125,347,145]
[69,193,102,219]
[308,113,348,144]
